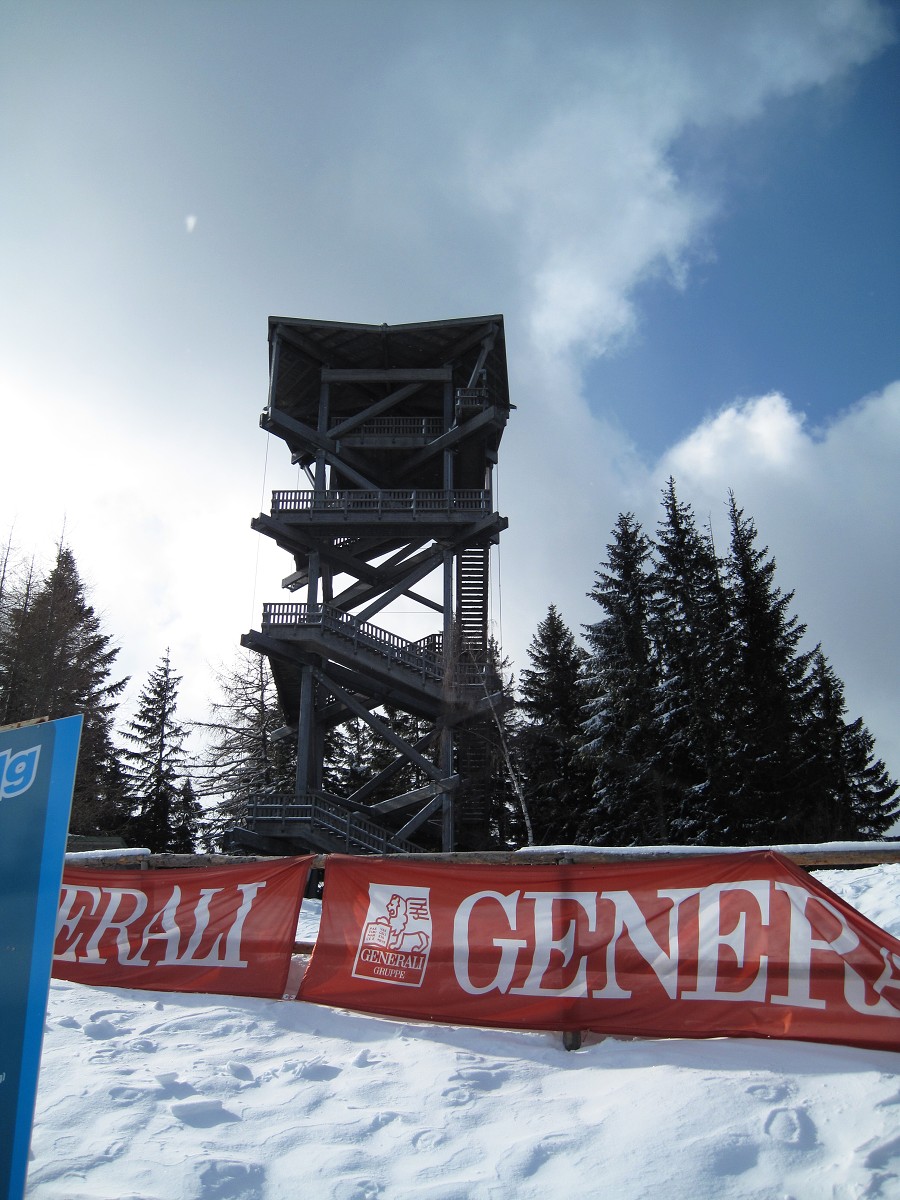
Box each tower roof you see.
[267,314,509,422]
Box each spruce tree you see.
[122,650,190,851]
[517,605,590,843]
[580,513,664,844]
[0,544,131,834]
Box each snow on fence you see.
[63,841,900,872]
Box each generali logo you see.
[353,883,432,987]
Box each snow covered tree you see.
[720,494,818,842]
[516,605,590,843]
[580,513,665,844]
[803,651,899,840]
[0,543,131,834]
[122,650,191,851]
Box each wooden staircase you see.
[236,792,422,855]
[457,546,489,656]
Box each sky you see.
[27,863,900,1198]
[1,0,898,787]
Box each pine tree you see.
[0,543,131,834]
[722,494,817,842]
[580,513,665,844]
[195,651,296,845]
[169,779,203,853]
[650,480,737,842]
[517,605,590,843]
[122,650,190,851]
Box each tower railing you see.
[270,489,489,516]
[455,386,490,417]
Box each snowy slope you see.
[26,867,900,1200]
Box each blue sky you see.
[589,36,900,453]
[2,0,898,787]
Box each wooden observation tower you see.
[231,315,511,854]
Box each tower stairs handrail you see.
[261,601,445,682]
[245,790,421,853]
[260,602,496,688]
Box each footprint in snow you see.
[227,1060,255,1081]
[195,1158,265,1200]
[108,1085,146,1105]
[332,1178,382,1200]
[170,1097,241,1127]
[861,1131,900,1169]
[764,1107,817,1149]
[746,1082,791,1104]
[498,1133,577,1181]
[127,1036,158,1053]
[452,1066,509,1091]
[411,1128,448,1152]
[353,1048,381,1067]
[83,1018,130,1040]
[366,1110,401,1131]
[154,1072,197,1099]
[703,1135,759,1175]
[293,1058,342,1081]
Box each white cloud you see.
[460,0,892,363]
[666,393,813,477]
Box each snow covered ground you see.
[27,866,900,1200]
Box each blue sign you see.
[0,715,82,1200]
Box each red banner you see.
[53,857,311,999]
[299,852,900,1050]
